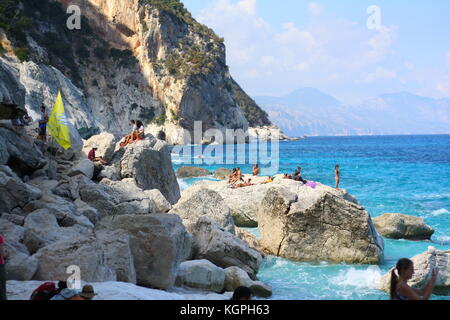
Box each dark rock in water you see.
[213,168,233,180]
[176,166,211,179]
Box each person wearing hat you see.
[88,144,107,165]
[70,285,97,300]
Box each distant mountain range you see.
[255,88,450,137]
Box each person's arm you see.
[400,270,438,300]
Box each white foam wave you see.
[431,208,449,216]
[177,179,190,192]
[330,266,382,290]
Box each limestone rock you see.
[257,186,384,264]
[33,235,117,283]
[145,189,172,213]
[170,186,235,234]
[191,177,357,228]
[235,228,265,257]
[97,214,193,290]
[23,191,94,228]
[23,210,91,254]
[0,165,42,212]
[67,159,94,180]
[223,266,272,298]
[79,179,158,219]
[380,247,450,295]
[373,213,435,240]
[0,219,38,280]
[176,260,225,293]
[191,217,262,279]
[214,168,233,180]
[116,137,181,204]
[176,166,211,179]
[83,132,118,163]
[0,58,26,119]
[96,229,137,284]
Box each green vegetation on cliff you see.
[144,0,224,43]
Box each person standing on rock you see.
[335,165,340,189]
[0,234,9,300]
[390,258,438,300]
[253,164,260,176]
[37,105,49,142]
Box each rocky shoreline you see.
[1,122,449,299]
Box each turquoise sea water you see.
[172,135,450,300]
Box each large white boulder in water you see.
[257,185,384,264]
[97,214,193,290]
[373,213,435,240]
[380,247,450,295]
[191,176,358,227]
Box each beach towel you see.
[305,181,317,189]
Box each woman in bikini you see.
[335,165,340,189]
[390,258,438,300]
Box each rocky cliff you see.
[0,0,277,143]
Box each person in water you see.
[390,258,438,300]
[335,165,340,189]
[253,164,260,176]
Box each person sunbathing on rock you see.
[228,168,238,184]
[260,176,274,184]
[121,120,138,146]
[283,173,293,179]
[232,179,253,189]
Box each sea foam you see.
[330,266,383,290]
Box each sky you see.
[181,0,450,104]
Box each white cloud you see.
[364,67,397,82]
[308,2,324,16]
[196,0,402,96]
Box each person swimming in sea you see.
[390,258,438,300]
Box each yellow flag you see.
[48,91,71,150]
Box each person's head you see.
[233,168,237,173]
[297,166,302,171]
[231,286,252,300]
[79,284,97,300]
[390,258,414,300]
[254,164,258,168]
[40,105,46,113]
[335,165,340,169]
[136,120,144,128]
[57,281,68,293]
